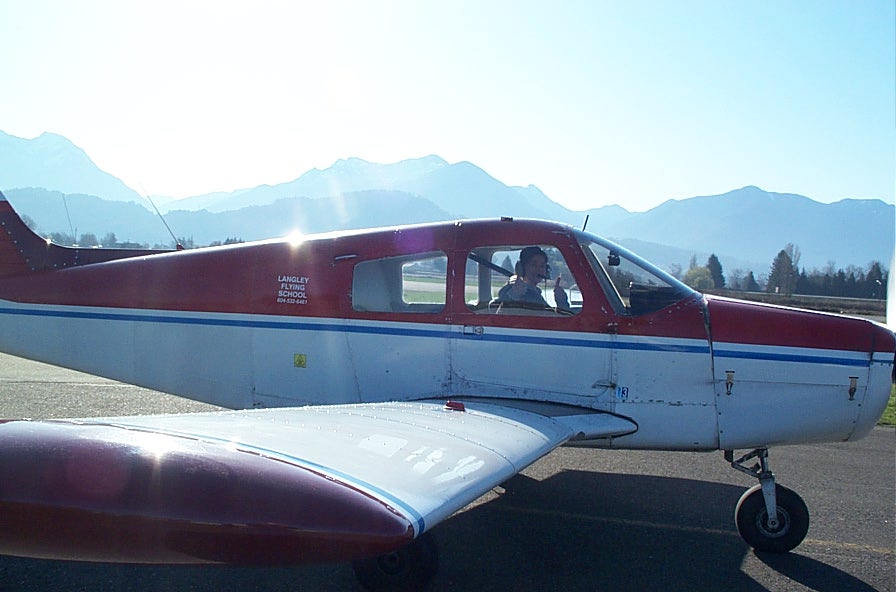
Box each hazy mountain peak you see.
[3,130,85,161]
[327,156,371,171]
[322,155,447,173]
[722,186,816,203]
[36,131,77,145]
[302,155,449,186]
[0,131,141,202]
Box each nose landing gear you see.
[726,448,810,553]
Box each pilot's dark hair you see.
[515,246,548,276]
[520,246,547,266]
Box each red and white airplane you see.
[0,189,892,591]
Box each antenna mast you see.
[61,194,76,245]
[140,186,183,250]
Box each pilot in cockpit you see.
[497,246,570,310]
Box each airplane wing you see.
[0,401,636,565]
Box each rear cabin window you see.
[352,251,447,313]
[464,245,581,316]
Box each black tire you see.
[735,483,809,553]
[352,532,439,592]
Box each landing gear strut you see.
[726,448,809,553]
[352,532,439,592]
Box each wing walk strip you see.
[495,506,894,557]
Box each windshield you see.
[575,230,696,316]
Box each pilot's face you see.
[523,254,548,283]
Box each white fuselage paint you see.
[713,339,890,448]
[0,299,885,451]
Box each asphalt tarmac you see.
[0,352,892,592]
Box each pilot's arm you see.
[553,276,570,309]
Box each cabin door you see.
[449,318,617,408]
[449,243,615,408]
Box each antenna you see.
[140,185,183,250]
[61,194,76,245]
[582,214,590,232]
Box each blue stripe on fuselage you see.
[0,304,874,368]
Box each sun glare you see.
[131,431,185,461]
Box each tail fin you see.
[0,189,172,278]
[0,189,45,278]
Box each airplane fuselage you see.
[1,207,892,452]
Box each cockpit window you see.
[580,235,695,316]
[464,245,581,316]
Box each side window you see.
[464,245,581,316]
[352,252,447,313]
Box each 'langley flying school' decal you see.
[277,274,310,305]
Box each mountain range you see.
[1,131,893,277]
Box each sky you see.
[1,0,893,212]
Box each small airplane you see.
[0,188,892,591]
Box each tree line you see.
[21,214,245,249]
[682,244,889,300]
[41,231,245,250]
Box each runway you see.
[0,352,892,591]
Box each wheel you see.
[735,483,809,553]
[352,532,439,592]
